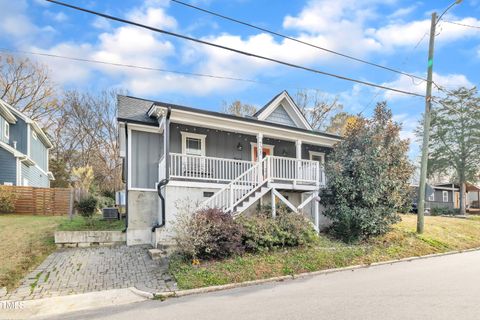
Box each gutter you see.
[123,122,129,232]
[152,106,171,232]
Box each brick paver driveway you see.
[5,245,175,301]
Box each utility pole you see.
[417,12,437,234]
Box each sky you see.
[0,0,479,160]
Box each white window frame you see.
[4,122,9,139]
[443,191,449,202]
[309,151,325,164]
[428,193,435,201]
[32,130,38,140]
[181,132,206,156]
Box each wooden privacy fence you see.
[7,186,73,216]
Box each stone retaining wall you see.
[54,231,126,248]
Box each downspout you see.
[123,122,129,232]
[152,106,171,232]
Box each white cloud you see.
[382,72,474,100]
[367,17,480,50]
[0,0,38,37]
[388,5,418,19]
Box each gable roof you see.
[0,99,17,123]
[253,90,312,130]
[117,95,342,141]
[0,99,53,149]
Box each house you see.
[0,99,54,187]
[117,91,341,246]
[413,182,480,212]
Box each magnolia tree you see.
[320,102,414,242]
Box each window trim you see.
[443,190,449,202]
[428,193,435,201]
[4,122,9,139]
[181,131,206,156]
[309,151,325,164]
[32,130,38,140]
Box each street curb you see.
[149,247,480,300]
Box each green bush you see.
[430,207,460,216]
[97,196,115,210]
[172,208,244,260]
[76,196,98,218]
[237,209,318,252]
[0,186,17,213]
[321,103,413,243]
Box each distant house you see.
[413,182,480,211]
[0,99,54,187]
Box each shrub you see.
[97,195,115,210]
[76,196,98,219]
[430,207,460,216]
[237,208,318,252]
[321,103,413,242]
[0,186,17,213]
[172,207,244,260]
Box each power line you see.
[443,20,480,30]
[0,48,264,84]
[170,0,429,83]
[46,0,425,98]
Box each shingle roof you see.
[117,95,156,125]
[117,95,342,140]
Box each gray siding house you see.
[0,99,54,187]
[118,91,340,247]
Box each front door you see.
[252,145,273,162]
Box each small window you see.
[4,122,9,139]
[203,191,214,198]
[186,137,202,155]
[32,131,38,140]
[443,191,448,202]
[181,132,206,156]
[428,193,435,201]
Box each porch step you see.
[235,186,271,214]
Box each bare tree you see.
[0,54,59,127]
[50,89,123,192]
[295,89,343,131]
[222,100,257,117]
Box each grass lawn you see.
[169,214,480,290]
[57,215,125,231]
[0,215,64,291]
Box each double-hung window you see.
[443,191,449,202]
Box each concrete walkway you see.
[4,245,175,301]
[46,250,480,320]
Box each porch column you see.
[314,192,320,232]
[257,133,263,182]
[295,140,302,184]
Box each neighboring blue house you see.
[0,99,54,187]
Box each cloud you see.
[388,5,418,19]
[0,0,38,37]
[382,72,474,100]
[367,17,480,50]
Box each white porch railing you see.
[268,156,325,186]
[169,153,253,182]
[202,157,268,212]
[167,153,325,186]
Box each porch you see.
[162,153,326,189]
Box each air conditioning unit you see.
[102,207,119,220]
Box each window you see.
[443,191,449,202]
[203,191,214,198]
[4,122,9,139]
[181,132,206,156]
[32,131,38,140]
[309,151,325,164]
[428,193,435,201]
